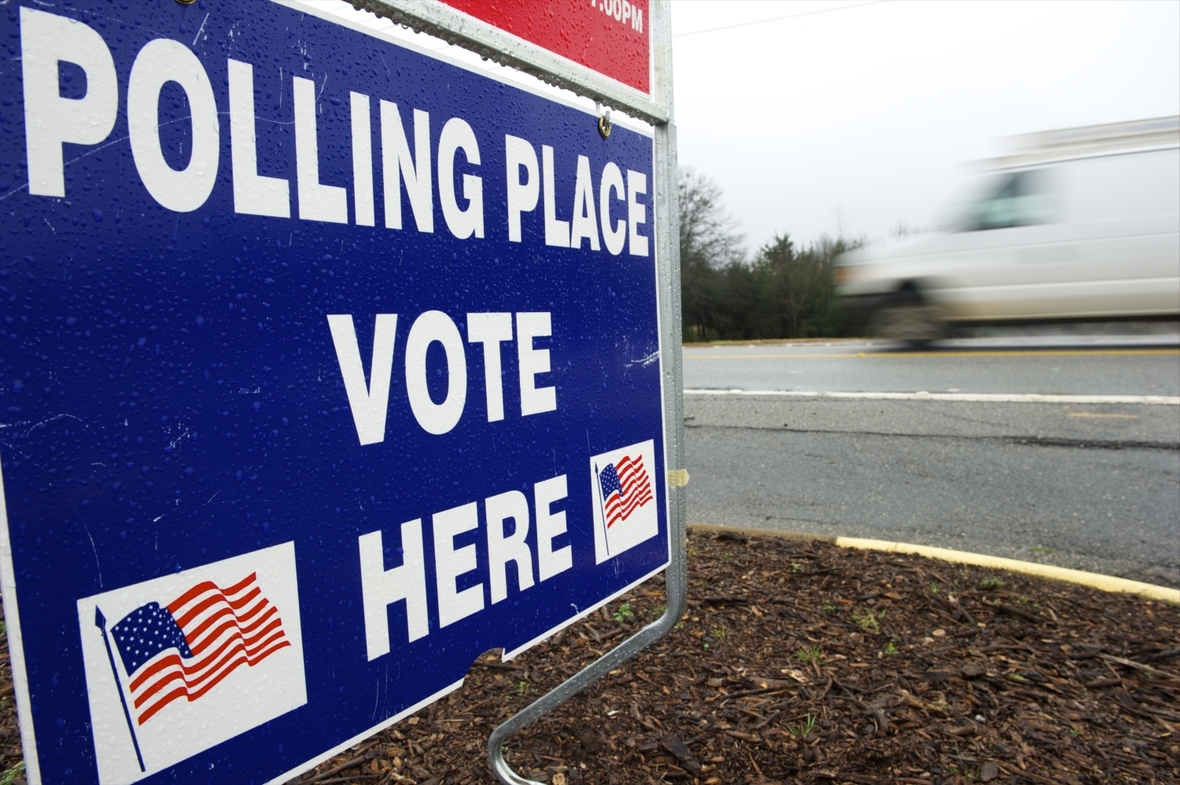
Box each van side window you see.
[959,170,1051,231]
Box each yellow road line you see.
[685,348,1180,360]
[1069,412,1140,419]
[685,390,1180,404]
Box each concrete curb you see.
[834,537,1180,603]
[687,523,1180,604]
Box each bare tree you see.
[679,167,745,270]
[678,168,746,340]
[890,221,919,240]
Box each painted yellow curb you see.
[835,537,1180,603]
[685,523,1179,603]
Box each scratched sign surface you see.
[0,2,667,783]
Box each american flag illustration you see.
[598,453,654,528]
[110,572,291,726]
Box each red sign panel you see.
[440,0,651,94]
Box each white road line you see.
[684,389,1180,405]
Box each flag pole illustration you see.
[592,460,611,558]
[94,606,146,773]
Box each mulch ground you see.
[1,527,1177,784]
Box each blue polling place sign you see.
[0,2,669,783]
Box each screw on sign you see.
[0,2,671,784]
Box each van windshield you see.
[952,169,1053,232]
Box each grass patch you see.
[0,763,24,785]
[852,609,882,632]
[794,645,825,666]
[787,713,817,737]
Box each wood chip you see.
[3,530,1176,785]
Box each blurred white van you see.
[836,116,1180,344]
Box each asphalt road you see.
[681,330,1180,587]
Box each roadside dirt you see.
[1,528,1176,784]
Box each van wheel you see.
[871,296,947,348]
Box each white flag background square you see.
[590,439,659,564]
[76,542,306,785]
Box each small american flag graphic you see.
[598,454,654,528]
[111,572,292,726]
[79,542,306,782]
[590,440,660,563]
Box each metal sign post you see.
[0,1,683,783]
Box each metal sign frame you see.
[351,2,684,783]
[0,0,683,781]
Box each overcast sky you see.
[669,0,1180,254]
[314,0,1177,254]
